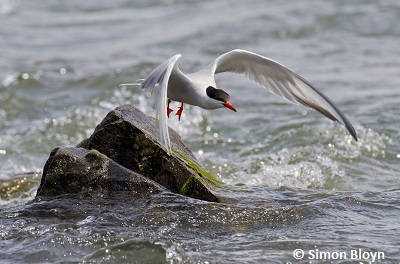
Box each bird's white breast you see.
[167,68,220,109]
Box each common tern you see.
[121,49,357,154]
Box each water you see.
[1,0,400,263]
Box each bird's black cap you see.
[206,86,230,103]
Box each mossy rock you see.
[37,104,221,202]
[78,104,221,202]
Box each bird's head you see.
[206,86,237,112]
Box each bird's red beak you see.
[223,101,237,112]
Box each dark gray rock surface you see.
[37,104,221,202]
[36,147,166,197]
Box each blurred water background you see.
[1,0,399,263]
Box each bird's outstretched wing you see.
[211,49,357,140]
[140,54,182,154]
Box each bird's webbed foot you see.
[176,103,184,121]
[167,99,173,118]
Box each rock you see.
[78,104,221,202]
[36,147,165,197]
[37,104,221,202]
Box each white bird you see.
[121,49,357,154]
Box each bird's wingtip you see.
[344,122,358,142]
[351,131,358,142]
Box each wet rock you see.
[37,104,221,202]
[36,147,165,197]
[78,104,221,202]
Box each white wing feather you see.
[211,49,357,140]
[140,54,182,154]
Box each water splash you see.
[200,122,394,191]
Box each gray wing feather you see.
[211,49,357,140]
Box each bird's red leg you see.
[176,103,184,121]
[167,99,173,118]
